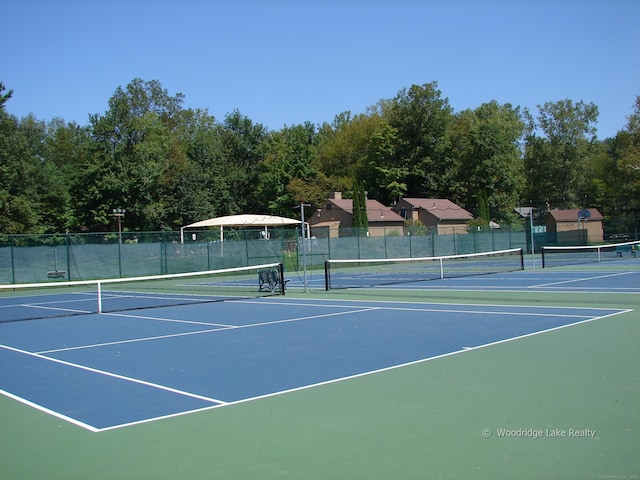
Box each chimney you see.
[330,192,342,200]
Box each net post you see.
[97,281,102,314]
[278,263,286,295]
[324,260,330,291]
[541,247,547,268]
[519,248,525,270]
[439,258,444,279]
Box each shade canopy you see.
[182,214,302,229]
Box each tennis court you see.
[1,250,638,479]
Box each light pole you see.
[295,202,310,293]
[112,208,126,244]
[526,206,535,269]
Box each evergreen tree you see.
[352,181,368,235]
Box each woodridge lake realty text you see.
[491,428,596,439]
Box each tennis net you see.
[541,241,639,268]
[0,262,285,323]
[324,248,524,290]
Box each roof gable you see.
[399,198,473,221]
[547,208,603,222]
[327,198,405,223]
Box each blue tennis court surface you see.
[378,269,640,292]
[293,264,640,293]
[0,287,629,432]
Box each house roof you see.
[399,198,474,221]
[547,208,603,222]
[327,198,405,223]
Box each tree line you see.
[1,79,638,235]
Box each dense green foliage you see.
[351,180,368,233]
[1,79,638,234]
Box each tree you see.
[176,108,232,224]
[255,122,319,215]
[386,82,456,197]
[79,79,188,231]
[0,82,13,110]
[591,96,640,232]
[362,121,406,205]
[524,99,599,210]
[476,190,490,225]
[0,113,72,233]
[287,171,336,208]
[217,110,268,214]
[622,95,640,172]
[352,180,368,234]
[316,111,383,196]
[450,101,526,223]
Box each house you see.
[310,192,405,237]
[544,208,604,245]
[392,198,474,234]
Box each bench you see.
[47,270,66,279]
[258,269,289,293]
[615,244,637,257]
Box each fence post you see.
[207,238,211,270]
[66,232,71,281]
[384,230,388,259]
[10,235,15,284]
[117,237,122,278]
[244,231,249,266]
[161,232,167,274]
[431,229,435,257]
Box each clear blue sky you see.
[3,0,639,139]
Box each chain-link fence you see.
[5,217,639,284]
[1,226,532,284]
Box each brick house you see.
[310,192,405,237]
[392,198,474,234]
[545,208,604,244]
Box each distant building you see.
[393,198,474,234]
[310,192,405,237]
[544,208,603,245]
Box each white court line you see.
[18,305,92,315]
[1,307,381,431]
[250,297,624,313]
[0,343,227,405]
[0,387,100,432]
[37,307,380,354]
[531,271,636,288]
[3,299,632,432]
[37,325,234,354]
[39,299,603,356]
[97,307,632,433]
[257,299,596,318]
[0,297,93,316]
[103,311,238,328]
